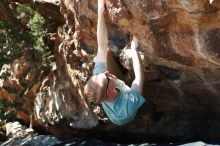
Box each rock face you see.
[1,0,220,143]
[0,121,61,146]
[59,0,220,141]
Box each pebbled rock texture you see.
[59,0,220,141]
[1,0,220,143]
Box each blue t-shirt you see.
[93,62,145,125]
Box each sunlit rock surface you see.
[1,0,220,143]
[59,0,220,141]
[0,122,60,146]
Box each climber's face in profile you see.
[105,71,118,100]
[95,71,118,102]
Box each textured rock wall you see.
[59,0,220,141]
[1,0,220,143]
[0,0,98,139]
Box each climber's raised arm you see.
[94,0,108,63]
[130,36,144,94]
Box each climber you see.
[84,0,145,126]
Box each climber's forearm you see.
[95,10,108,62]
[131,49,144,80]
[94,0,107,62]
[130,36,144,93]
[131,37,144,80]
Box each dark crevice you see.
[159,66,182,81]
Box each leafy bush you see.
[0,21,29,68]
[0,3,54,122]
[0,99,18,123]
[16,4,54,69]
[0,3,54,74]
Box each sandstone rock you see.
[1,0,220,143]
[1,121,61,146]
[58,0,220,141]
[35,0,60,5]
[210,0,220,8]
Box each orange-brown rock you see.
[57,0,220,142]
[1,0,220,143]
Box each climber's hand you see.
[131,36,138,51]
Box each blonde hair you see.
[84,75,107,102]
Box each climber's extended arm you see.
[94,0,108,63]
[130,37,144,94]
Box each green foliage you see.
[0,67,10,81]
[0,3,53,123]
[0,21,29,68]
[0,99,18,123]
[0,95,23,123]
[16,5,34,20]
[16,4,54,69]
[2,86,17,94]
[0,4,54,72]
[0,99,7,110]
